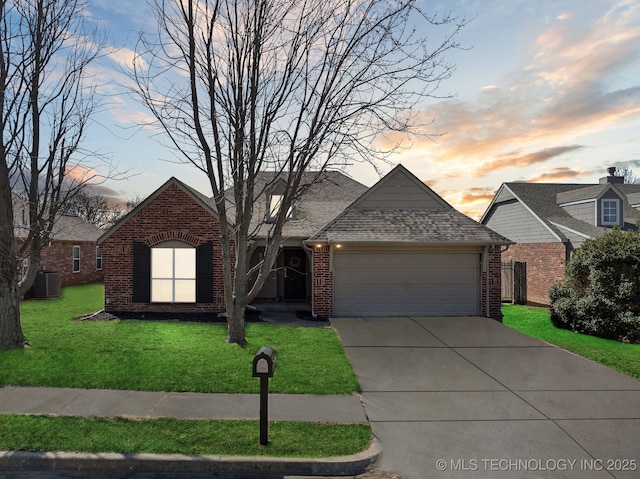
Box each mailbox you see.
[252,346,276,378]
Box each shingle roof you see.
[309,165,512,246]
[237,170,369,239]
[556,184,610,204]
[311,209,512,244]
[502,182,640,240]
[15,214,102,242]
[13,193,103,242]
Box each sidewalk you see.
[0,386,380,477]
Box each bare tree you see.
[0,0,104,350]
[615,166,636,184]
[133,0,464,345]
[62,191,140,229]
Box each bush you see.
[550,228,640,343]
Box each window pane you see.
[603,200,617,223]
[174,249,196,278]
[174,279,196,302]
[152,249,173,278]
[151,279,173,302]
[269,195,282,218]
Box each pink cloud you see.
[381,1,640,182]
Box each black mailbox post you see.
[253,346,276,445]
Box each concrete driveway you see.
[331,316,640,479]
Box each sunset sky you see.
[86,0,640,220]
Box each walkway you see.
[0,387,366,423]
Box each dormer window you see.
[601,199,620,226]
[267,194,293,223]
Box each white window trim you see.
[601,198,620,226]
[96,246,103,271]
[151,246,196,303]
[72,245,81,273]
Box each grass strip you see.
[0,415,372,458]
[1,284,358,394]
[503,304,640,380]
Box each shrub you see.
[550,228,640,343]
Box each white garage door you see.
[333,248,480,316]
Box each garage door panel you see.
[333,250,480,317]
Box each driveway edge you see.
[0,437,382,477]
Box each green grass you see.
[0,284,370,458]
[503,304,640,380]
[0,284,359,394]
[0,415,371,457]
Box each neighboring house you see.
[98,165,510,319]
[481,168,640,305]
[13,195,104,289]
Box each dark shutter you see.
[196,241,213,303]
[132,241,151,303]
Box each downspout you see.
[483,246,490,319]
[302,241,316,318]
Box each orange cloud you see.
[524,167,589,183]
[379,1,640,181]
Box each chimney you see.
[599,166,624,184]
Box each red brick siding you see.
[100,183,232,314]
[18,239,103,287]
[503,242,567,306]
[481,246,503,321]
[312,245,333,317]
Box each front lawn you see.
[0,416,371,457]
[503,304,640,380]
[0,284,359,394]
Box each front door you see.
[283,248,307,301]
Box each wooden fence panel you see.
[501,261,513,302]
[513,261,527,305]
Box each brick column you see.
[312,245,333,317]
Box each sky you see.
[82,0,640,220]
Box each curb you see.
[0,437,382,477]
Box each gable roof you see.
[308,164,511,245]
[482,182,640,242]
[98,177,219,244]
[12,194,103,243]
[98,171,368,244]
[240,170,369,239]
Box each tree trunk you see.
[0,174,26,350]
[226,299,246,346]
[0,282,25,351]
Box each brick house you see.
[481,168,640,305]
[13,196,104,290]
[99,165,510,319]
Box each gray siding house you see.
[481,168,640,305]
